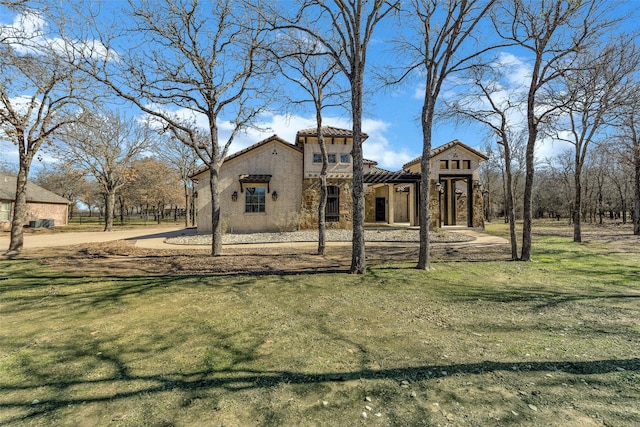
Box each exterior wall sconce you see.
[231,191,238,202]
[272,191,278,201]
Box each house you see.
[0,174,70,230]
[191,127,488,234]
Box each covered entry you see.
[364,171,421,225]
[436,175,473,227]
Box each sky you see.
[1,1,639,173]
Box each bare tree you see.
[551,38,639,242]
[1,9,91,254]
[62,0,272,255]
[265,0,398,273]
[153,134,200,228]
[58,110,153,231]
[388,0,497,269]
[612,81,640,235]
[33,163,92,219]
[494,0,618,260]
[270,36,347,255]
[444,62,525,259]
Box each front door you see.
[375,197,386,221]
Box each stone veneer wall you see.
[472,185,485,228]
[300,178,352,229]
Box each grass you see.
[0,222,639,426]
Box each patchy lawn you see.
[1,222,638,426]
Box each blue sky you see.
[1,1,638,172]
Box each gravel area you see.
[166,228,475,246]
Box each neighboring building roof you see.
[295,126,369,141]
[402,139,489,170]
[364,159,378,166]
[0,174,70,204]
[190,135,302,178]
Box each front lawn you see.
[1,223,638,426]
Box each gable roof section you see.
[190,134,301,178]
[295,126,369,143]
[0,174,70,204]
[402,139,489,170]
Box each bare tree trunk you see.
[573,163,583,243]
[634,140,640,235]
[317,113,328,256]
[350,82,366,274]
[210,167,222,256]
[502,143,519,259]
[8,163,30,254]
[417,98,434,270]
[104,190,116,231]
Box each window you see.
[451,160,460,169]
[313,153,322,163]
[340,153,351,164]
[440,160,448,169]
[462,160,471,169]
[328,154,337,163]
[326,185,340,222]
[0,201,11,221]
[245,187,266,213]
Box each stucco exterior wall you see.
[195,140,303,234]
[301,137,353,178]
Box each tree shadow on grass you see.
[1,355,637,425]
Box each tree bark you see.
[634,135,640,235]
[317,112,328,256]
[350,80,366,274]
[417,95,434,270]
[104,190,116,231]
[7,162,30,254]
[210,166,223,256]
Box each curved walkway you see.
[1,226,507,251]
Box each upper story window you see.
[451,160,460,169]
[328,154,337,163]
[340,154,351,164]
[440,160,448,169]
[313,153,322,163]
[462,160,471,169]
[245,187,266,213]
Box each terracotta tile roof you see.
[296,126,369,140]
[189,134,301,178]
[402,139,489,170]
[0,174,70,204]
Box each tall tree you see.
[494,0,617,260]
[444,61,526,259]
[390,0,496,269]
[58,110,153,231]
[270,35,347,255]
[63,0,272,255]
[551,38,639,242]
[33,163,92,219]
[613,81,640,235]
[153,134,200,228]
[1,9,91,254]
[267,0,399,273]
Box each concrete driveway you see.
[1,226,507,252]
[0,227,195,251]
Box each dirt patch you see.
[10,223,639,276]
